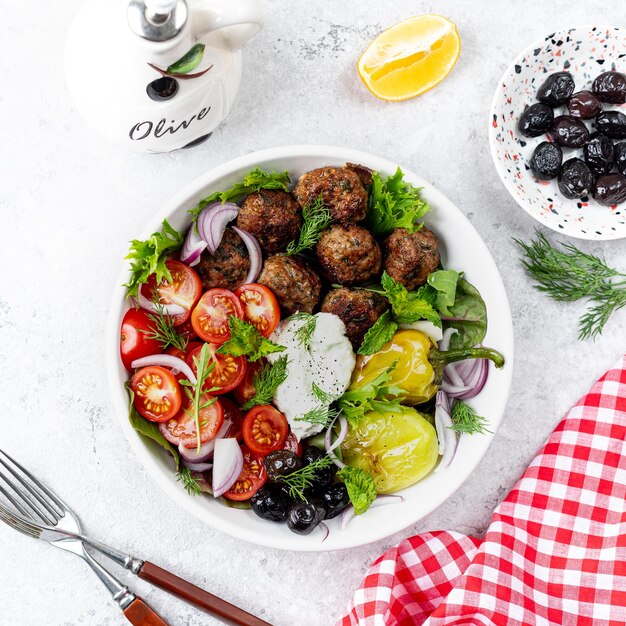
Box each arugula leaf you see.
[450,400,491,435]
[338,466,377,515]
[427,270,460,316]
[219,316,286,362]
[380,272,441,326]
[241,357,288,410]
[127,385,180,470]
[167,44,205,74]
[366,168,430,237]
[358,310,397,355]
[189,168,291,219]
[124,219,184,298]
[286,195,331,255]
[441,278,487,350]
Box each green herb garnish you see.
[311,382,335,405]
[427,270,460,316]
[124,219,184,298]
[189,168,291,219]
[515,230,626,340]
[167,44,205,74]
[290,312,317,349]
[143,297,188,352]
[358,310,397,355]
[337,466,377,515]
[286,195,332,255]
[241,357,289,410]
[440,278,487,350]
[277,455,334,501]
[450,400,491,435]
[294,405,339,427]
[366,168,430,237]
[380,272,441,326]
[176,467,203,496]
[218,317,286,362]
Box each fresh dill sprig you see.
[311,382,335,405]
[286,195,331,255]
[176,467,203,496]
[450,401,491,435]
[277,455,333,501]
[289,312,317,349]
[294,405,339,427]
[143,297,188,352]
[241,357,289,410]
[515,230,626,340]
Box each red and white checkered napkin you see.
[339,355,626,626]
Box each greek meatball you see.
[257,254,322,315]
[294,166,368,223]
[316,224,382,286]
[236,190,302,254]
[195,228,250,291]
[383,227,440,290]
[321,288,387,350]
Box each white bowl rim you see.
[106,144,515,552]
[488,24,626,241]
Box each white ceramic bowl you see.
[107,145,514,551]
[489,26,626,240]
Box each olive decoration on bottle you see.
[146,76,179,102]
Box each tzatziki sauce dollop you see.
[267,312,355,440]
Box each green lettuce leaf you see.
[338,466,378,515]
[427,269,460,316]
[442,278,487,349]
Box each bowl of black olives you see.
[489,26,626,240]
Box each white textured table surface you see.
[1,1,625,625]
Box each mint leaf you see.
[338,466,377,515]
[380,272,441,327]
[219,317,285,362]
[357,310,397,355]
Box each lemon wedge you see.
[357,14,461,101]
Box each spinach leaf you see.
[427,269,460,316]
[441,278,487,350]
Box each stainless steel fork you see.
[0,448,271,626]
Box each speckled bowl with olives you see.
[490,26,626,240]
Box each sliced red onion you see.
[340,494,404,529]
[131,354,196,385]
[197,202,220,251]
[180,224,207,267]
[231,226,262,284]
[159,422,179,445]
[197,203,239,254]
[434,391,457,472]
[178,440,215,463]
[438,327,458,351]
[441,359,488,400]
[319,521,329,543]
[324,415,348,454]
[137,286,186,317]
[212,438,244,497]
[183,461,213,472]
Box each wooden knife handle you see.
[138,561,271,626]
[123,598,170,626]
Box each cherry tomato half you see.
[234,284,280,338]
[130,366,181,423]
[223,446,267,501]
[232,359,264,406]
[191,288,244,345]
[186,344,247,395]
[143,260,202,326]
[165,341,202,384]
[160,394,224,449]
[220,397,244,441]
[242,405,289,456]
[120,308,161,370]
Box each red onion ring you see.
[178,440,215,463]
[434,391,457,472]
[183,461,213,472]
[197,202,220,251]
[340,494,404,529]
[324,415,348,454]
[131,354,196,384]
[212,438,244,497]
[137,286,186,317]
[438,327,458,351]
[231,226,262,284]
[441,359,488,400]
[180,224,207,267]
[197,203,240,254]
[319,521,329,543]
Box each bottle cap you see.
[127,0,187,42]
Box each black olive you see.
[567,90,602,119]
[558,158,594,199]
[537,71,575,106]
[592,71,626,104]
[594,111,626,139]
[264,450,301,482]
[530,141,562,180]
[592,173,626,206]
[146,77,179,101]
[287,501,325,535]
[302,446,337,488]
[518,103,554,137]
[614,142,626,176]
[583,134,615,176]
[251,485,290,522]
[320,483,350,519]
[551,115,589,148]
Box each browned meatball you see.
[383,227,440,290]
[294,166,368,223]
[316,224,382,286]
[346,162,373,187]
[236,190,302,254]
[257,254,322,315]
[195,228,250,291]
[321,288,387,350]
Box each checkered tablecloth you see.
[339,355,626,626]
